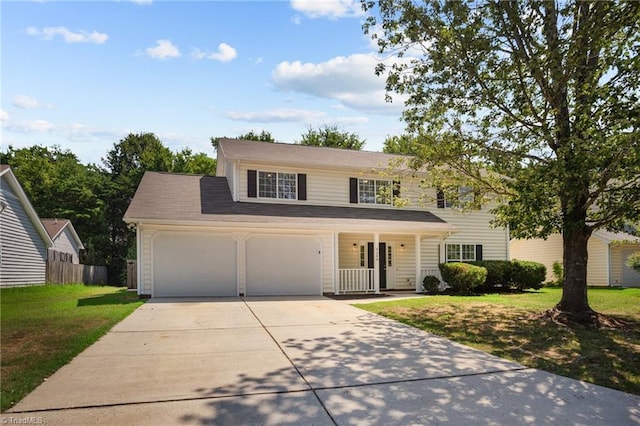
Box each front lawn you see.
[355,287,640,395]
[0,285,145,412]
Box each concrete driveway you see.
[5,297,640,425]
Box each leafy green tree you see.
[0,145,109,265]
[382,135,417,155]
[172,148,217,175]
[210,130,276,150]
[298,124,366,150]
[101,132,173,284]
[364,0,640,325]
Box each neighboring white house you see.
[124,139,511,297]
[41,218,85,264]
[510,230,640,287]
[0,165,53,286]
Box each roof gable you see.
[0,165,53,247]
[41,218,85,249]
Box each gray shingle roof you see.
[124,172,453,232]
[217,139,413,171]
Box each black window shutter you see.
[297,173,307,200]
[476,245,483,261]
[247,170,257,198]
[393,180,401,199]
[437,189,445,208]
[349,178,358,203]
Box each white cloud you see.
[0,109,9,122]
[290,0,363,19]
[271,53,408,113]
[191,43,237,63]
[5,120,56,133]
[26,26,108,44]
[12,95,53,110]
[130,0,153,4]
[145,39,181,59]
[226,108,327,123]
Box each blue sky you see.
[1,0,409,165]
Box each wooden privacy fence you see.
[126,260,137,290]
[46,250,108,285]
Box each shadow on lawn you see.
[389,304,640,395]
[76,290,141,307]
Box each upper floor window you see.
[359,179,392,205]
[259,171,297,199]
[350,177,399,205]
[437,186,475,209]
[248,170,307,200]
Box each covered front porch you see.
[334,232,447,294]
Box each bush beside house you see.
[439,262,488,294]
[436,260,546,294]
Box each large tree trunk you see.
[552,219,599,325]
[558,225,592,313]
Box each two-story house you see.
[123,139,510,297]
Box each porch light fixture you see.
[400,244,405,251]
[353,243,358,251]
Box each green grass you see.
[355,287,640,395]
[0,284,145,412]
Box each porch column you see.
[334,232,340,295]
[374,233,380,294]
[136,224,142,296]
[415,234,422,293]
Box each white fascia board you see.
[1,168,54,248]
[125,216,458,236]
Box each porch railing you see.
[421,267,443,282]
[338,268,375,293]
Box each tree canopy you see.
[2,134,216,284]
[364,0,640,325]
[210,130,276,150]
[297,124,366,150]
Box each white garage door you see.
[153,232,237,297]
[246,235,321,296]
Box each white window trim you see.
[358,178,392,205]
[446,243,477,262]
[258,170,298,200]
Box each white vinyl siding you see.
[51,227,81,264]
[0,176,48,286]
[586,237,609,286]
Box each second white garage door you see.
[246,235,322,296]
[153,232,237,297]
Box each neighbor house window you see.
[258,171,297,199]
[358,179,391,205]
[446,244,478,262]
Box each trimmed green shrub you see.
[439,262,487,294]
[468,260,514,291]
[511,260,546,290]
[422,275,441,293]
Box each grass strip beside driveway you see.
[355,287,640,396]
[1,285,145,412]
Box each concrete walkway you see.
[5,297,639,425]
